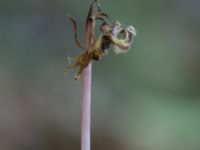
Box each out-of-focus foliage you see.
[0,0,200,150]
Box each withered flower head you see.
[66,0,136,79]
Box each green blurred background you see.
[0,0,200,149]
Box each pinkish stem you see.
[81,7,93,150]
[81,63,92,150]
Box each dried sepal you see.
[67,15,85,49]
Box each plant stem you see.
[81,63,92,150]
[81,8,94,150]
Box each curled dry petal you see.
[110,23,136,54]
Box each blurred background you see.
[0,0,200,149]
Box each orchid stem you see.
[81,63,92,150]
[81,3,94,150]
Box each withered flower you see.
[65,0,136,80]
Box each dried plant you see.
[65,1,136,150]
[65,0,136,80]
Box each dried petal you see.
[110,25,136,54]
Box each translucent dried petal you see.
[111,25,136,54]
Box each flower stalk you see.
[80,5,94,150]
[66,1,136,150]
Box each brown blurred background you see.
[0,0,200,150]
